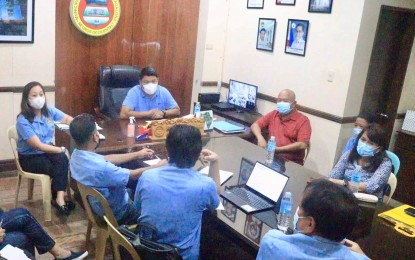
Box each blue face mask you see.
[356,139,377,157]
[293,207,308,234]
[353,128,362,136]
[276,102,292,115]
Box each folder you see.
[213,121,245,133]
[378,205,415,237]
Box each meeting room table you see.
[64,117,414,260]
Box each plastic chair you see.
[7,125,52,221]
[104,216,142,260]
[384,173,397,205]
[386,150,400,176]
[77,181,118,260]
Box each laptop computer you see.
[221,161,289,214]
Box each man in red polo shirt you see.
[251,89,311,165]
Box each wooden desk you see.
[90,117,253,154]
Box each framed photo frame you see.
[244,215,263,244]
[276,0,296,6]
[195,110,214,131]
[247,0,264,9]
[0,0,35,43]
[308,0,333,13]
[221,199,237,222]
[256,18,276,52]
[238,157,255,185]
[285,19,309,56]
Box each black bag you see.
[117,224,182,260]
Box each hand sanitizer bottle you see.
[127,116,136,137]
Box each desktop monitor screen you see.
[228,80,257,111]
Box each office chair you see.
[104,216,142,260]
[7,125,72,221]
[386,150,400,176]
[97,65,140,120]
[77,181,119,260]
[384,173,397,205]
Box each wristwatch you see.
[61,146,66,154]
[343,179,349,187]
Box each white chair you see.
[7,125,72,221]
[384,173,397,205]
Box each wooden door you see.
[131,0,200,115]
[360,5,415,144]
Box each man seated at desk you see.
[69,113,167,225]
[257,179,368,260]
[120,66,181,119]
[134,125,220,260]
[251,89,311,165]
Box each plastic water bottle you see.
[350,172,361,193]
[265,136,276,164]
[127,116,135,137]
[194,102,201,116]
[278,192,293,232]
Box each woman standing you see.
[16,82,74,215]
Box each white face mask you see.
[142,83,158,95]
[29,96,46,110]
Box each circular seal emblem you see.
[69,0,121,37]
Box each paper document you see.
[199,166,233,185]
[143,158,161,166]
[0,244,31,260]
[216,201,224,210]
[96,123,103,130]
[98,133,105,140]
[54,122,69,130]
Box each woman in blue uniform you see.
[16,82,74,215]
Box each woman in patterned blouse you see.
[329,123,392,197]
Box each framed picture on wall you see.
[256,18,276,52]
[0,0,35,43]
[276,0,296,6]
[247,0,264,9]
[285,19,309,56]
[308,0,333,13]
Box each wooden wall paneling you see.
[55,0,135,117]
[132,0,201,115]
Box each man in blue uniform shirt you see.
[120,66,180,119]
[69,113,167,225]
[134,125,220,260]
[257,179,369,260]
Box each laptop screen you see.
[246,162,289,203]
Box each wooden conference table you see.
[69,118,414,260]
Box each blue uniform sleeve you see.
[16,116,36,141]
[122,87,139,110]
[328,152,349,179]
[342,136,356,155]
[160,87,178,110]
[203,179,220,211]
[48,106,65,122]
[133,175,144,211]
[95,162,130,188]
[256,230,285,260]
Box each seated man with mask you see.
[69,114,167,225]
[257,179,368,260]
[251,89,311,165]
[120,66,180,119]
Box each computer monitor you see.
[228,79,258,111]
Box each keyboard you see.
[230,187,271,209]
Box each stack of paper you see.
[213,121,244,133]
[54,122,69,130]
[0,244,31,259]
[199,166,233,185]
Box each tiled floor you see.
[0,173,113,259]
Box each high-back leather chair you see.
[98,65,140,119]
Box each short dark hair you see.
[296,23,304,31]
[348,123,388,172]
[166,125,202,168]
[301,179,359,242]
[18,81,50,123]
[139,66,158,80]
[357,112,376,124]
[70,113,96,146]
[260,28,266,33]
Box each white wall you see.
[199,0,415,174]
[0,1,56,161]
